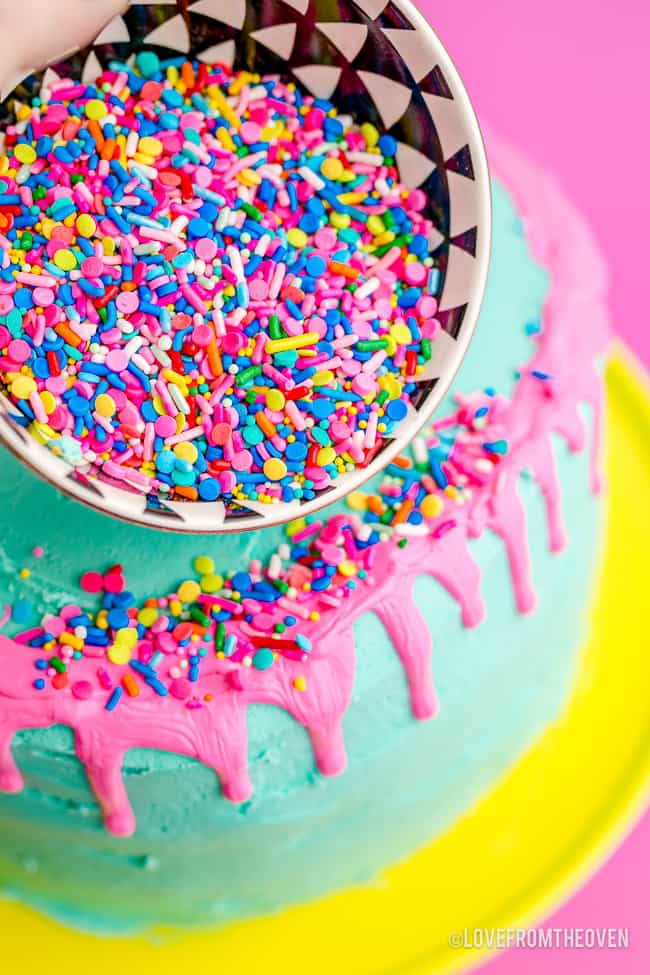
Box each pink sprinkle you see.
[7,339,31,363]
[80,571,104,593]
[81,256,104,277]
[154,415,177,438]
[116,291,140,314]
[32,287,55,307]
[106,349,129,372]
[103,570,125,594]
[240,120,262,144]
[170,677,192,700]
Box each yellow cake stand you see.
[2,346,650,975]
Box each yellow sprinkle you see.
[200,573,224,594]
[347,491,368,512]
[421,494,444,519]
[11,375,36,399]
[287,228,307,248]
[102,236,116,256]
[115,627,138,650]
[76,214,96,238]
[138,136,163,156]
[317,446,336,466]
[215,125,237,150]
[85,99,108,120]
[108,643,131,666]
[39,390,56,415]
[286,518,306,538]
[178,580,201,603]
[373,230,395,247]
[265,332,318,355]
[390,323,412,346]
[367,215,385,237]
[265,389,285,412]
[60,632,84,650]
[94,393,117,418]
[53,249,76,271]
[169,599,182,617]
[312,370,334,386]
[19,568,30,580]
[361,122,379,147]
[174,441,199,464]
[14,144,36,165]
[137,607,158,627]
[238,168,261,187]
[193,555,214,575]
[320,157,344,180]
[338,561,357,578]
[263,457,287,481]
[293,676,307,692]
[329,211,350,229]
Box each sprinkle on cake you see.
[0,55,442,513]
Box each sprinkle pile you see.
[0,55,442,512]
[8,393,510,710]
[13,515,379,709]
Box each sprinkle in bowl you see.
[0,0,490,532]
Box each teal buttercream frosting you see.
[0,182,599,932]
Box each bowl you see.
[0,0,490,532]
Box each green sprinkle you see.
[234,364,263,386]
[190,607,211,627]
[215,621,225,652]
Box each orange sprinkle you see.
[256,412,277,438]
[392,454,413,469]
[54,322,82,348]
[122,673,140,698]
[181,61,196,88]
[366,494,385,516]
[328,261,360,279]
[175,485,198,501]
[100,138,116,161]
[392,498,414,526]
[207,337,223,377]
[87,119,104,150]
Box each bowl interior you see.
[0,0,490,533]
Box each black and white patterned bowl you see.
[0,0,490,533]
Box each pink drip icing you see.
[0,137,610,836]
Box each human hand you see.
[0,0,127,96]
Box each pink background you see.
[417,1,650,972]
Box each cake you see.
[0,29,609,934]
[0,135,609,932]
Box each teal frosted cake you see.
[0,128,610,932]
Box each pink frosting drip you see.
[0,136,610,837]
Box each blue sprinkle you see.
[105,687,123,711]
